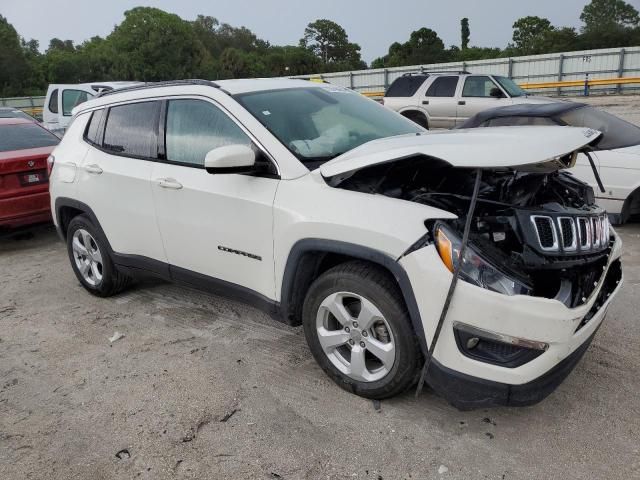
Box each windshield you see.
[0,124,59,152]
[557,106,640,150]
[235,87,422,167]
[494,76,527,98]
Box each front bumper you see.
[400,232,623,408]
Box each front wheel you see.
[302,261,422,399]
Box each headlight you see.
[434,224,531,296]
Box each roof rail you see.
[97,79,221,98]
[402,70,470,76]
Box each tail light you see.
[47,155,55,177]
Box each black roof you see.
[459,101,587,128]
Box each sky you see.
[1,0,626,62]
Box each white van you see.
[43,82,141,135]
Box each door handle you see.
[157,178,183,190]
[84,164,103,175]
[422,100,429,105]
[458,100,466,105]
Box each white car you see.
[49,79,623,409]
[382,72,559,129]
[43,82,141,136]
[459,102,640,224]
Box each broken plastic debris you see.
[109,332,125,343]
[438,465,448,474]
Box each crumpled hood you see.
[320,126,601,183]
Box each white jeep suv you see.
[49,79,623,409]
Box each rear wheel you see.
[302,261,422,399]
[66,215,130,297]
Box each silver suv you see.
[382,72,558,129]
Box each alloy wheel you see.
[71,229,103,287]
[316,291,396,382]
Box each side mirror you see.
[204,144,255,174]
[490,87,505,99]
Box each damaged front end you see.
[322,127,619,309]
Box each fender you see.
[280,238,428,354]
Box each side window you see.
[103,102,160,158]
[165,99,251,167]
[385,75,428,97]
[462,76,500,98]
[84,109,105,145]
[485,116,558,127]
[425,76,459,97]
[48,89,59,114]
[62,89,92,116]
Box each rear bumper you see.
[0,191,52,229]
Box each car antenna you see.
[584,150,605,193]
[414,168,483,398]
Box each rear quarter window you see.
[84,109,105,146]
[385,75,428,97]
[0,124,60,152]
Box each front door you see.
[455,76,512,125]
[151,98,279,299]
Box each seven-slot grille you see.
[530,214,609,253]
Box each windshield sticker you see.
[262,110,271,116]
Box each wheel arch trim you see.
[280,238,428,354]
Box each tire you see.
[402,111,429,129]
[66,215,131,297]
[302,261,422,399]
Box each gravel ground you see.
[0,223,639,480]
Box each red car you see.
[0,117,60,231]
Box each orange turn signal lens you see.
[435,228,454,273]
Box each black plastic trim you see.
[280,238,428,354]
[54,197,279,317]
[426,331,598,410]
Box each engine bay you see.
[336,155,613,306]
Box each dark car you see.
[0,117,60,231]
[458,102,640,224]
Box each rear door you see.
[421,76,460,129]
[455,76,512,125]
[76,102,166,263]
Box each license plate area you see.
[19,169,47,186]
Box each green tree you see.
[580,0,640,31]
[461,18,470,50]
[107,7,209,81]
[300,19,363,69]
[0,15,30,96]
[374,28,448,67]
[511,16,554,54]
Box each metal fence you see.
[2,47,639,113]
[290,46,640,96]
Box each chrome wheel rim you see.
[72,229,103,287]
[316,291,396,382]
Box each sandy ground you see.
[0,223,639,480]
